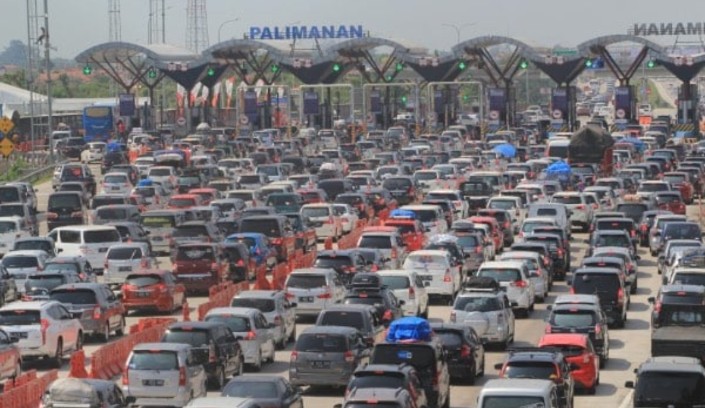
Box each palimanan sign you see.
[249,25,364,41]
[632,22,705,36]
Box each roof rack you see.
[461,276,500,292]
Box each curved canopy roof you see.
[75,41,199,65]
[576,34,667,57]
[452,35,542,60]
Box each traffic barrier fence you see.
[336,219,368,250]
[0,369,58,408]
[197,281,250,320]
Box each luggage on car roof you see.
[463,276,500,290]
[386,317,433,342]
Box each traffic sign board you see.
[0,138,14,158]
[0,117,14,134]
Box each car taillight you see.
[210,262,219,271]
[450,311,456,322]
[408,286,415,300]
[391,248,398,259]
[583,353,590,364]
[92,306,101,320]
[317,292,332,299]
[325,216,334,224]
[344,351,355,363]
[71,211,83,218]
[594,324,603,337]
[432,373,440,391]
[569,287,575,294]
[209,343,217,363]
[140,258,149,268]
[40,318,50,343]
[245,331,257,340]
[273,315,282,326]
[475,246,483,254]
[179,366,187,386]
[543,257,549,266]
[460,345,472,358]
[545,323,552,333]
[290,351,298,362]
[122,367,129,385]
[617,288,625,305]
[504,221,510,229]
[285,292,295,299]
[532,269,542,277]
[382,310,393,321]
[443,270,452,282]
[271,238,283,245]
[557,248,564,257]
[576,204,585,210]
[640,224,648,232]
[654,300,662,313]
[630,230,636,238]
[511,280,527,288]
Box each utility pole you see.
[42,0,53,160]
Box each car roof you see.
[133,342,191,352]
[539,333,589,348]
[1,300,58,310]
[234,290,282,299]
[206,307,260,317]
[300,325,359,335]
[480,261,525,269]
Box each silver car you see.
[230,290,297,349]
[204,307,276,371]
[284,269,345,318]
[123,342,207,408]
[450,285,516,349]
[103,242,153,288]
[498,251,549,302]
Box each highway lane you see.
[30,166,682,408]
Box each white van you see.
[402,250,461,302]
[0,216,31,257]
[47,225,122,273]
[545,139,570,160]
[527,203,571,239]
[284,268,346,318]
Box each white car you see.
[101,172,133,196]
[450,285,516,348]
[2,250,50,294]
[147,166,177,191]
[300,204,342,240]
[204,307,276,371]
[230,290,296,349]
[285,269,346,318]
[0,300,83,367]
[0,217,31,257]
[376,269,429,317]
[402,250,461,302]
[551,192,594,232]
[427,190,467,220]
[103,242,153,288]
[48,226,122,273]
[81,142,106,163]
[332,203,358,234]
[476,261,535,317]
[498,251,549,302]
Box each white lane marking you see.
[618,390,633,408]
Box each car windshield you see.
[573,274,619,294]
[296,334,347,352]
[230,298,275,312]
[222,381,279,398]
[176,246,214,261]
[287,274,326,289]
[348,375,404,391]
[436,331,463,348]
[2,256,38,268]
[383,179,411,190]
[14,241,52,253]
[302,207,330,218]
[84,230,120,243]
[128,350,178,370]
[636,372,705,405]
[552,196,582,205]
[314,256,352,269]
[162,330,209,347]
[551,310,596,327]
[0,222,17,234]
[454,296,501,312]
[91,197,125,209]
[141,216,175,228]
[169,198,195,207]
[50,289,97,305]
[44,263,79,274]
[96,208,127,220]
[482,396,545,408]
[240,219,280,237]
[358,236,392,249]
[0,206,24,218]
[504,362,556,379]
[478,269,521,282]
[522,222,552,233]
[104,175,127,184]
[595,235,630,247]
[204,315,251,332]
[672,273,705,286]
[380,276,409,290]
[664,224,701,240]
[488,200,515,210]
[26,274,65,289]
[0,310,41,325]
[107,247,143,260]
[125,274,162,287]
[319,311,364,330]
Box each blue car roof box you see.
[385,317,433,343]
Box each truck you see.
[650,283,705,363]
[567,125,614,177]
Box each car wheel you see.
[630,281,637,295]
[478,355,485,377]
[99,322,111,343]
[236,358,244,377]
[288,325,297,343]
[587,384,596,395]
[441,394,450,408]
[252,351,262,372]
[466,364,476,385]
[115,316,126,337]
[51,339,63,369]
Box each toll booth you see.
[549,86,577,133]
[488,88,511,132]
[678,83,698,126]
[613,86,636,131]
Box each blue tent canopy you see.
[546,161,572,175]
[137,178,154,187]
[493,143,516,158]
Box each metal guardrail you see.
[15,155,67,185]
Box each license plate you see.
[419,275,432,281]
[143,379,164,386]
[12,332,27,339]
[311,360,330,368]
[111,186,119,191]
[118,266,132,272]
[99,248,108,253]
[299,296,314,303]
[137,291,151,298]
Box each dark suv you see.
[546,302,610,366]
[346,364,429,408]
[430,322,485,384]
[625,356,705,408]
[46,192,86,231]
[161,321,244,390]
[495,348,575,408]
[649,284,705,329]
[239,215,296,262]
[571,267,628,328]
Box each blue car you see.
[225,232,277,269]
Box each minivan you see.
[570,267,627,328]
[47,192,86,231]
[140,210,186,256]
[284,268,346,318]
[477,379,561,408]
[47,226,122,273]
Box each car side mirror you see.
[647,296,655,304]
[546,305,552,311]
[625,381,634,389]
[126,396,137,405]
[494,363,503,370]
[57,248,63,253]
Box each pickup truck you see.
[650,301,705,362]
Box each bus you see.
[82,106,114,142]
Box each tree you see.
[0,40,28,67]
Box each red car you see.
[663,172,694,204]
[121,270,186,313]
[188,188,220,205]
[538,333,600,394]
[172,243,228,294]
[469,216,504,253]
[654,192,686,215]
[297,188,328,204]
[167,194,202,209]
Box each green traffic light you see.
[646,60,656,68]
[386,75,392,82]
[83,65,92,75]
[207,67,215,77]
[458,61,467,70]
[332,63,341,72]
[395,62,403,72]
[585,59,593,68]
[401,95,408,103]
[148,68,157,79]
[271,64,280,73]
[519,60,529,69]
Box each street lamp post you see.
[441,22,476,44]
[217,18,240,43]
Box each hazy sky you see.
[0,0,699,59]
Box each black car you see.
[57,164,97,196]
[571,267,628,328]
[47,192,86,231]
[222,242,251,282]
[101,151,128,175]
[161,322,244,390]
[343,286,403,326]
[524,233,567,277]
[0,266,18,306]
[60,137,86,159]
[222,375,303,408]
[649,284,705,328]
[314,250,369,280]
[546,302,610,366]
[430,323,485,384]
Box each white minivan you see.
[48,226,122,273]
[0,216,31,257]
[402,250,460,302]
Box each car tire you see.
[51,338,63,369]
[289,325,297,343]
[276,334,286,350]
[211,366,225,391]
[478,355,485,377]
[99,322,111,343]
[441,394,450,408]
[587,384,596,395]
[466,364,476,385]
[630,281,637,295]
[252,351,262,372]
[115,317,126,337]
